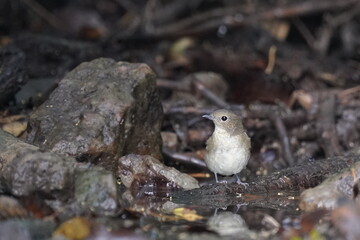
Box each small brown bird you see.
[203,109,251,186]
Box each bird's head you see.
[203,109,244,135]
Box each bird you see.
[203,109,251,186]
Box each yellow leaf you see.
[172,208,203,221]
[290,237,303,240]
[2,121,27,137]
[53,217,91,240]
[309,229,325,240]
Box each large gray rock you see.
[0,130,121,217]
[0,130,76,197]
[2,149,76,197]
[27,58,163,171]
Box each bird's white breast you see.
[205,128,250,176]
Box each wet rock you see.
[43,168,121,219]
[119,189,161,219]
[0,46,26,105]
[27,58,163,171]
[0,219,56,240]
[0,130,121,218]
[299,161,360,211]
[118,154,199,190]
[0,129,76,198]
[74,167,120,216]
[2,149,77,197]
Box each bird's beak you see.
[202,114,214,120]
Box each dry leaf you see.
[53,217,91,240]
[261,20,290,42]
[2,121,27,137]
[169,37,194,67]
[172,207,203,221]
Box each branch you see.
[172,155,360,208]
[117,0,359,39]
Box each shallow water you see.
[120,183,301,239]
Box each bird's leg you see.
[214,173,228,184]
[236,174,249,188]
[214,208,219,216]
[234,203,249,213]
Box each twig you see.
[315,92,342,157]
[193,80,229,108]
[188,172,211,178]
[164,104,307,129]
[337,85,360,99]
[163,106,217,115]
[292,17,316,48]
[157,77,230,108]
[151,0,203,26]
[272,115,295,166]
[246,103,308,128]
[21,0,64,30]
[314,2,360,55]
[115,0,139,12]
[123,0,359,39]
[156,79,189,92]
[162,148,207,169]
[150,5,247,36]
[265,46,277,74]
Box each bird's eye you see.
[221,116,227,121]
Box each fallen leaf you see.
[172,207,203,221]
[169,37,194,67]
[53,217,91,240]
[2,121,27,137]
